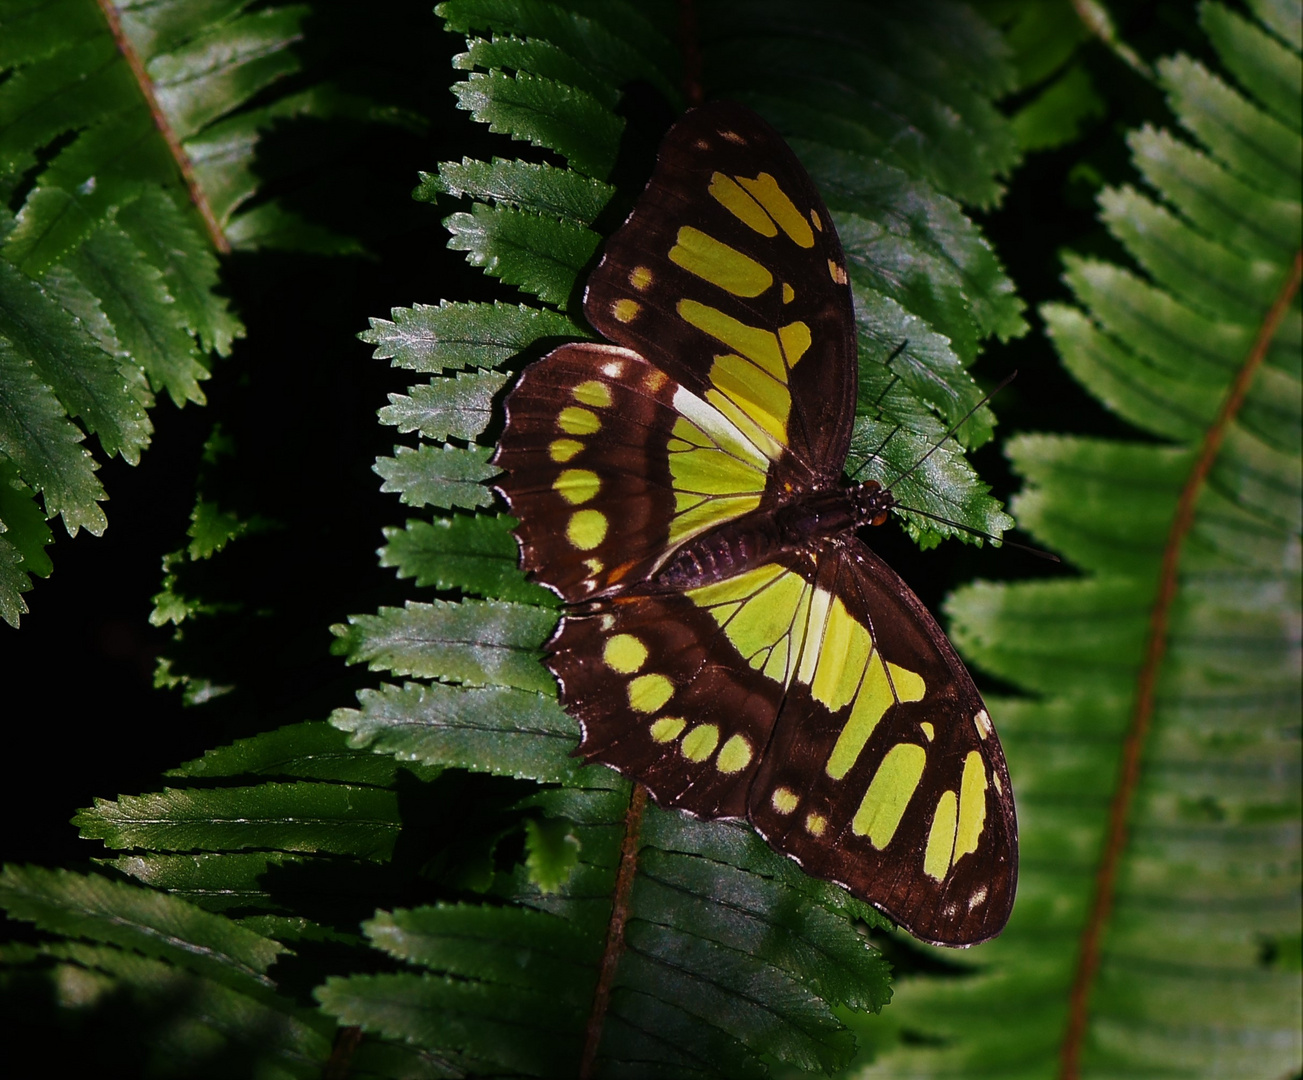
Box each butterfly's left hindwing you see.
[550,585,789,818]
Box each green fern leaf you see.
[451,70,625,179]
[333,599,557,692]
[380,370,510,442]
[420,157,615,223]
[360,300,587,373]
[77,781,409,861]
[374,443,497,509]
[453,35,622,108]
[336,679,589,784]
[378,514,557,605]
[0,0,435,624]
[444,202,601,305]
[0,865,285,992]
[866,5,1303,1077]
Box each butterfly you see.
[492,101,1016,947]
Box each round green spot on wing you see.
[572,380,612,408]
[555,468,600,505]
[628,673,673,713]
[771,787,799,814]
[550,439,583,462]
[558,406,600,435]
[650,716,686,743]
[681,723,720,762]
[716,734,753,774]
[603,634,648,674]
[566,510,608,550]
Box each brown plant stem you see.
[322,1025,363,1080]
[1060,249,1303,1079]
[96,0,230,253]
[679,0,703,107]
[580,782,648,1078]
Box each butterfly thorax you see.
[654,480,896,590]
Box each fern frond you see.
[867,6,1302,1077]
[0,0,428,624]
[321,2,1028,1074]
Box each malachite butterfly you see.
[492,101,1016,947]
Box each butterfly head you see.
[849,479,896,529]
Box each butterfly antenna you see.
[882,371,1018,493]
[868,341,908,413]
[893,503,1061,562]
[849,422,902,481]
[848,341,912,480]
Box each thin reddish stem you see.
[322,1025,363,1080]
[678,0,703,107]
[96,0,230,253]
[1060,249,1303,1079]
[580,782,648,1079]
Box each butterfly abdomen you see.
[654,510,783,589]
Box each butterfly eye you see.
[871,510,890,527]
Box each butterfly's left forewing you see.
[494,342,780,600]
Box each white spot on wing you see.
[969,885,988,909]
[602,361,624,378]
[974,709,992,739]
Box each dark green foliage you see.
[9,2,1294,1078]
[0,864,286,991]
[0,0,425,624]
